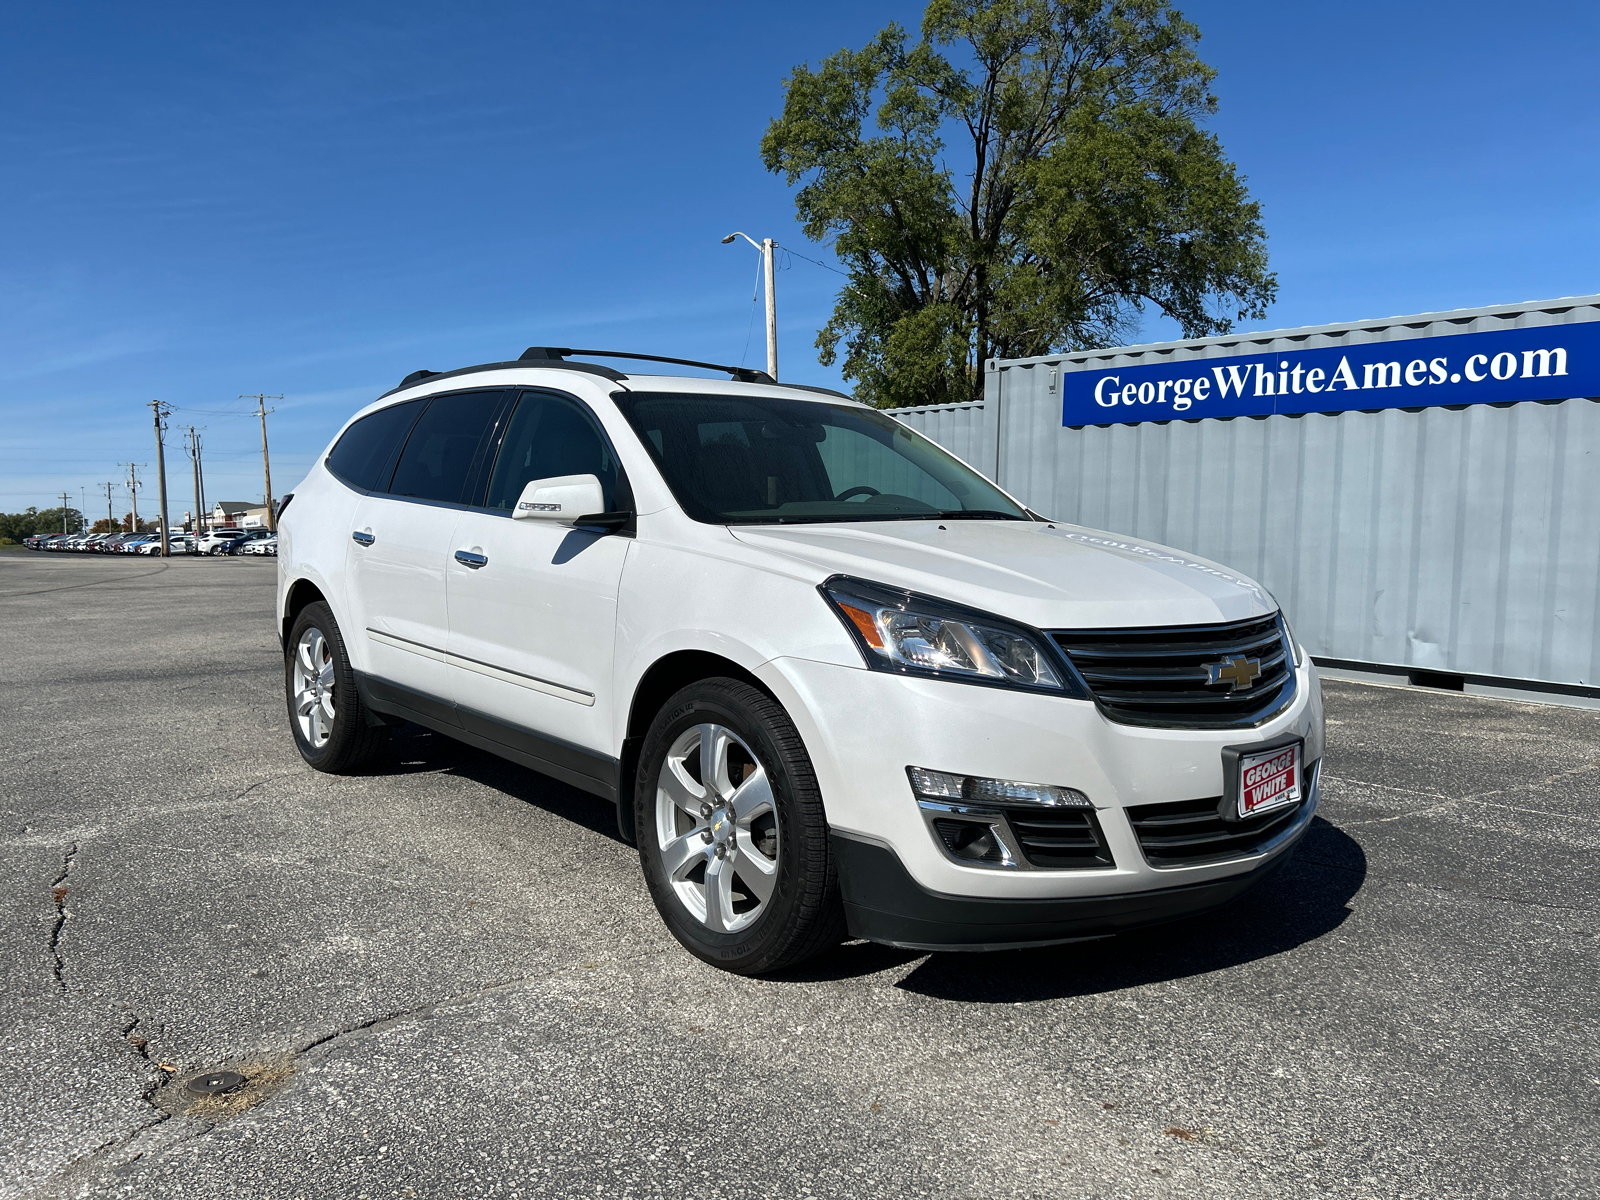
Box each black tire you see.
[285,601,389,773]
[635,678,845,974]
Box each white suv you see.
[277,348,1324,974]
[198,529,249,555]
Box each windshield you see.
[612,392,1029,525]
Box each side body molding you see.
[353,672,620,803]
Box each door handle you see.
[351,530,375,546]
[454,549,488,569]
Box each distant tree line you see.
[0,507,86,544]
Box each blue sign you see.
[1062,321,1600,426]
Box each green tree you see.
[2,507,84,538]
[761,0,1276,407]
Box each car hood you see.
[729,520,1275,630]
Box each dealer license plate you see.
[1236,742,1302,819]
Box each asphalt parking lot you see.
[2,553,1596,1200]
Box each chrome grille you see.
[1003,807,1113,870]
[1125,761,1317,867]
[1051,614,1295,729]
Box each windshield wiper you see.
[928,510,1029,521]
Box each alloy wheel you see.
[291,626,336,748]
[654,723,780,933]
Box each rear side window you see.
[388,390,508,505]
[484,391,619,512]
[325,399,427,491]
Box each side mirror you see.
[512,474,606,523]
[511,474,630,531]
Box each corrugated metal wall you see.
[892,399,996,477]
[894,298,1600,688]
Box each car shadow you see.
[873,818,1366,1002]
[370,723,627,845]
[361,729,1364,999]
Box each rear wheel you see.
[285,601,388,772]
[636,678,844,974]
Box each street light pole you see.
[722,232,778,381]
[240,393,282,532]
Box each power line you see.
[739,251,763,369]
[782,246,851,277]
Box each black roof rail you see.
[775,382,853,401]
[381,357,628,398]
[379,346,843,401]
[522,347,776,385]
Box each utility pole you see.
[59,493,70,535]
[120,462,144,531]
[149,401,173,557]
[185,427,206,537]
[103,482,115,533]
[197,435,208,533]
[240,394,282,531]
[722,232,778,380]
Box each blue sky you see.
[2,1,1596,517]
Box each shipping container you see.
[894,295,1600,695]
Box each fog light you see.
[931,818,1006,865]
[908,766,1089,808]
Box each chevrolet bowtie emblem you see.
[1205,656,1262,691]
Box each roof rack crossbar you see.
[521,347,776,385]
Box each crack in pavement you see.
[1325,760,1600,829]
[44,962,622,1195]
[120,1013,176,1120]
[48,842,79,991]
[294,971,557,1058]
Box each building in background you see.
[894,295,1600,703]
[210,500,277,529]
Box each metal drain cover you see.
[185,1070,246,1097]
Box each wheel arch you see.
[282,578,328,648]
[616,650,777,846]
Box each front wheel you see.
[285,601,388,772]
[635,678,844,974]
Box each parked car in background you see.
[240,534,278,557]
[137,535,195,555]
[226,529,274,555]
[197,529,249,556]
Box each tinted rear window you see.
[388,390,508,505]
[325,399,427,491]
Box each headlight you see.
[1280,612,1305,668]
[820,575,1087,696]
[1262,589,1305,669]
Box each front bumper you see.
[831,823,1307,950]
[755,654,1325,906]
